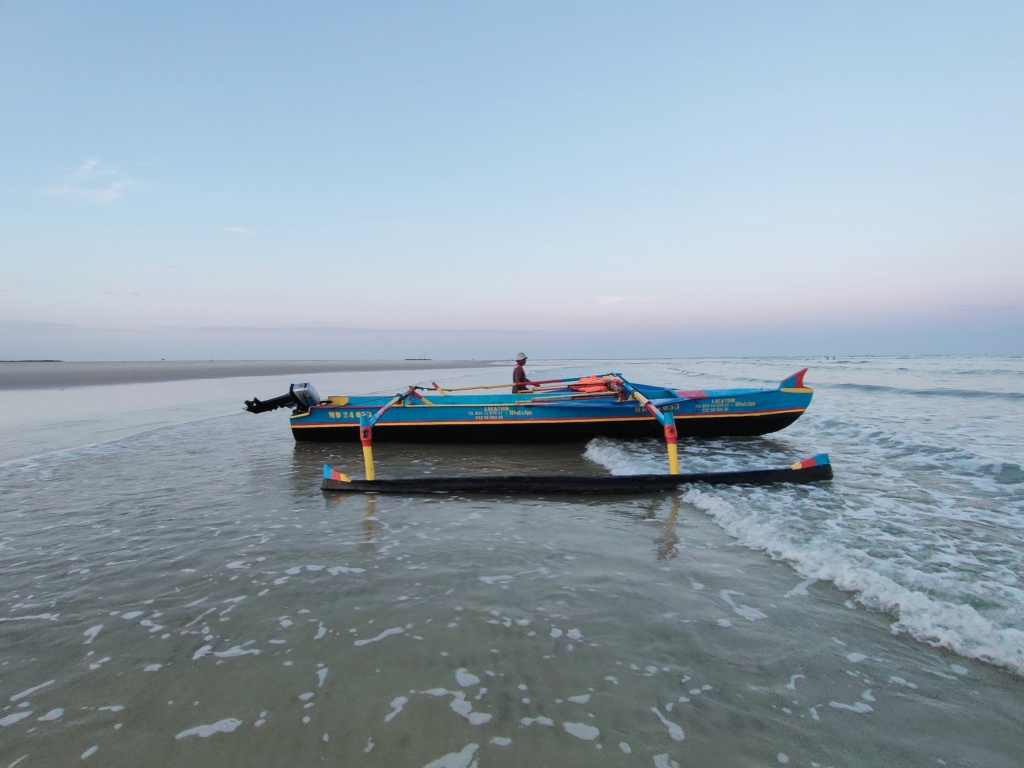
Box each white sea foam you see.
[682,488,1024,675]
[650,707,684,741]
[719,590,767,621]
[1,712,34,727]
[192,645,212,660]
[10,680,54,702]
[214,644,259,658]
[828,701,873,714]
[888,676,918,689]
[521,716,554,727]
[576,362,1024,674]
[0,611,58,623]
[385,696,407,723]
[421,688,491,725]
[422,743,478,768]
[563,721,599,740]
[584,438,663,475]
[354,626,406,646]
[175,718,243,738]
[479,575,513,585]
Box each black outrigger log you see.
[320,454,833,495]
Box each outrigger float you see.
[320,454,833,495]
[244,369,815,444]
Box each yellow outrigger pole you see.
[358,375,679,480]
[616,380,680,475]
[359,387,418,481]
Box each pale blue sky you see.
[1,1,1021,360]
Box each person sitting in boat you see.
[512,352,536,393]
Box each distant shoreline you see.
[0,360,502,390]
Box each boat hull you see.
[289,373,814,443]
[293,409,805,442]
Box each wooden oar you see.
[424,376,578,393]
[527,391,619,404]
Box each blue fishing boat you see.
[244,368,814,444]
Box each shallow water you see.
[1,358,1022,767]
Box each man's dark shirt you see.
[512,364,532,393]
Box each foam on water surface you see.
[0,357,1022,767]
[581,360,1024,676]
[175,718,244,739]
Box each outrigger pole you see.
[613,377,680,475]
[358,386,425,481]
[322,375,832,494]
[358,375,682,479]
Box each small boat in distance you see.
[244,368,815,444]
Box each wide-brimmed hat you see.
[516,352,527,361]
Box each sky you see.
[1,1,1022,360]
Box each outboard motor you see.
[244,383,322,414]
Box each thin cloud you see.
[72,158,104,178]
[47,158,134,204]
[599,296,625,304]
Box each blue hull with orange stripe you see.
[246,369,815,444]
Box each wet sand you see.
[0,360,501,390]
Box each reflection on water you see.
[656,496,681,561]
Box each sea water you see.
[0,357,1021,767]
